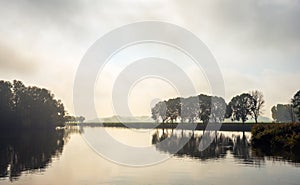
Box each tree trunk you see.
[242,120,245,132]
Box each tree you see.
[227,93,255,124]
[166,98,181,123]
[0,81,14,127]
[65,115,76,122]
[151,101,168,123]
[151,94,227,124]
[76,116,85,123]
[250,90,265,123]
[210,96,227,123]
[271,104,297,123]
[197,94,211,124]
[0,80,70,129]
[12,80,26,123]
[225,104,233,120]
[181,96,199,123]
[292,90,300,120]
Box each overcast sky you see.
[0,0,299,119]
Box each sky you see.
[0,0,299,120]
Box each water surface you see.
[0,127,299,185]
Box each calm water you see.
[0,126,299,185]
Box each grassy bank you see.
[251,123,300,153]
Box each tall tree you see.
[12,80,26,123]
[0,80,69,128]
[151,101,168,123]
[166,98,181,123]
[250,90,265,123]
[181,96,199,123]
[0,81,14,127]
[272,104,297,123]
[227,93,255,124]
[292,90,300,120]
[198,94,211,124]
[210,96,227,123]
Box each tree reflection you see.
[252,145,300,165]
[0,128,76,181]
[152,130,264,166]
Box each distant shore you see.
[67,122,259,131]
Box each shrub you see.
[251,123,300,152]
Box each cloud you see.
[0,0,299,118]
[0,42,38,75]
[171,0,300,50]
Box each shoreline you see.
[69,122,256,131]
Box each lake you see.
[0,126,299,185]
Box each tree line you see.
[152,90,300,124]
[0,80,82,129]
[270,90,300,123]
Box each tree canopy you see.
[226,93,255,124]
[151,94,227,123]
[292,90,300,120]
[272,104,297,123]
[0,80,70,129]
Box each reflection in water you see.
[1,127,299,184]
[252,146,300,164]
[0,126,78,181]
[152,129,298,167]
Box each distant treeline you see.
[152,90,300,124]
[271,104,299,123]
[0,80,83,129]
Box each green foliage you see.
[292,90,300,120]
[151,94,227,123]
[151,101,168,123]
[251,123,300,152]
[0,80,69,128]
[198,94,211,124]
[166,98,181,123]
[65,115,85,123]
[271,104,297,123]
[227,93,256,124]
[181,96,199,123]
[211,96,227,123]
[0,81,14,125]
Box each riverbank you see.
[251,123,300,153]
